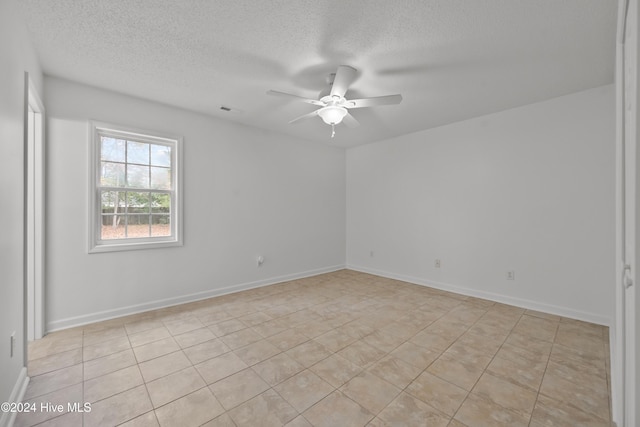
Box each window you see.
[89,122,182,252]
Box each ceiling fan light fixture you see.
[318,105,347,125]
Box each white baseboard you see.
[347,264,612,326]
[47,264,345,332]
[0,367,29,427]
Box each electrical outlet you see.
[10,332,15,358]
[435,259,441,268]
[256,255,264,267]
[507,271,515,280]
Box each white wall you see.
[347,85,615,325]
[45,77,345,330]
[0,0,43,418]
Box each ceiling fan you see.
[267,65,402,138]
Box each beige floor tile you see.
[361,329,406,353]
[118,411,159,427]
[182,338,230,365]
[286,340,332,368]
[274,370,334,412]
[539,371,610,422]
[367,355,422,389]
[28,348,83,377]
[83,326,127,347]
[410,330,457,352]
[146,366,206,408]
[200,413,237,427]
[338,321,377,339]
[338,340,386,368]
[154,388,224,427]
[253,353,304,386]
[505,332,553,359]
[314,329,358,352]
[28,333,83,361]
[293,320,334,339]
[472,372,537,419]
[15,384,83,427]
[454,393,529,427]
[406,371,468,416]
[267,328,309,351]
[377,392,450,427]
[195,351,248,384]
[234,339,281,366]
[209,368,270,410]
[84,365,144,403]
[285,415,313,427]
[139,351,192,383]
[530,393,611,427]
[208,319,247,337]
[391,341,440,370]
[83,348,137,380]
[340,371,401,414]
[512,314,559,342]
[550,343,608,377]
[220,328,262,350]
[228,389,298,426]
[173,327,216,349]
[25,364,83,400]
[163,317,205,336]
[238,311,273,327]
[84,384,153,427]
[446,420,468,427]
[545,359,608,392]
[27,412,83,427]
[83,335,131,361]
[485,353,546,391]
[133,337,181,363]
[451,331,504,357]
[124,319,165,335]
[128,326,171,348]
[310,354,362,388]
[427,353,489,391]
[303,390,374,427]
[198,310,234,326]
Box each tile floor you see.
[16,270,612,427]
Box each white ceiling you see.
[20,0,617,147]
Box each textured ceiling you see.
[20,0,616,147]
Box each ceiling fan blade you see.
[330,65,357,98]
[288,109,320,124]
[342,112,360,128]
[267,90,325,106]
[346,94,403,109]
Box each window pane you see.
[126,192,150,214]
[127,164,150,188]
[151,193,171,213]
[127,141,149,165]
[151,144,171,167]
[100,191,125,239]
[150,166,171,190]
[100,162,125,187]
[101,218,126,240]
[151,215,171,237]
[126,215,150,238]
[101,137,126,162]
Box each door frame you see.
[24,72,45,344]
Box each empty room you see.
[2,0,638,426]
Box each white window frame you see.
[88,121,183,253]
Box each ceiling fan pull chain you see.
[331,123,336,138]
